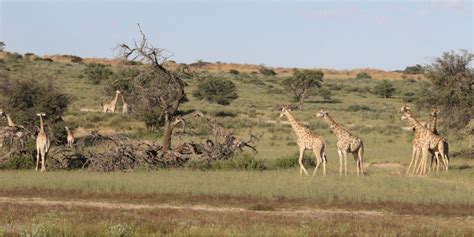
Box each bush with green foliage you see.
[193,77,238,105]
[417,50,473,131]
[258,65,276,76]
[356,72,372,79]
[404,64,425,74]
[229,69,240,75]
[318,87,333,100]
[373,80,396,98]
[0,41,5,51]
[83,63,114,84]
[0,154,35,169]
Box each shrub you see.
[281,69,324,108]
[0,41,4,51]
[193,77,238,105]
[259,65,276,76]
[211,154,267,171]
[267,154,316,170]
[356,72,372,79]
[0,154,35,169]
[347,104,372,112]
[373,80,396,98]
[404,64,425,74]
[83,63,113,84]
[319,87,333,100]
[402,92,416,103]
[229,69,240,75]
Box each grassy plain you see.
[0,57,473,235]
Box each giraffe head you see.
[65,126,69,131]
[399,104,411,114]
[0,112,4,117]
[116,90,122,94]
[279,107,291,118]
[400,110,412,121]
[315,109,328,118]
[36,113,46,117]
[429,107,439,117]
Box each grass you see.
[0,169,472,206]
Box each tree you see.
[404,64,425,74]
[356,72,372,79]
[417,50,473,131]
[373,80,396,98]
[259,65,276,76]
[193,77,238,105]
[281,69,324,108]
[117,25,189,152]
[0,41,5,51]
[83,63,113,84]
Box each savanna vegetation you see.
[0,34,472,235]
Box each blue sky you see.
[0,0,472,70]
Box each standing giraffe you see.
[279,107,327,176]
[315,109,364,176]
[400,105,448,175]
[65,126,74,148]
[102,90,121,113]
[425,107,449,171]
[121,94,130,114]
[36,113,50,172]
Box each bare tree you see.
[117,25,187,153]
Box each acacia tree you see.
[117,25,190,152]
[418,50,473,131]
[281,69,324,108]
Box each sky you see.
[0,0,472,70]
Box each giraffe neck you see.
[5,114,15,127]
[429,115,437,133]
[39,116,45,133]
[284,111,304,135]
[112,92,120,105]
[405,113,427,133]
[322,114,347,138]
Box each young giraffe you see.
[400,106,448,175]
[121,94,130,114]
[425,108,449,171]
[102,90,121,113]
[315,109,364,176]
[404,108,434,175]
[65,126,74,148]
[279,107,327,176]
[36,113,50,172]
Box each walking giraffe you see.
[279,107,327,176]
[36,113,50,172]
[315,109,364,176]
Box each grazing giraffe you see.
[102,90,121,113]
[36,113,50,172]
[400,105,448,175]
[315,109,364,176]
[65,126,74,148]
[279,107,327,176]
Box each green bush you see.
[83,63,113,84]
[404,64,425,74]
[211,154,267,171]
[347,104,372,112]
[192,77,238,105]
[0,154,35,169]
[356,72,372,79]
[229,69,240,75]
[318,87,333,100]
[258,65,276,76]
[373,80,396,98]
[267,153,316,170]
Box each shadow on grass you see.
[306,99,342,104]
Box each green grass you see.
[0,169,472,205]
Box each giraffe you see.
[279,107,327,176]
[315,109,364,176]
[399,105,448,175]
[121,94,130,114]
[102,90,121,113]
[35,113,50,172]
[65,126,74,148]
[0,112,16,127]
[425,107,449,171]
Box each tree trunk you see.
[299,89,307,109]
[162,120,173,153]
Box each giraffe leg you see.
[406,147,417,175]
[434,152,440,172]
[413,148,422,175]
[35,147,40,171]
[337,149,343,176]
[342,151,348,176]
[312,149,322,176]
[298,147,308,176]
[352,152,359,176]
[358,146,364,176]
[40,149,46,172]
[421,149,429,175]
[322,152,327,175]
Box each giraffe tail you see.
[323,152,328,163]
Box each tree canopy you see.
[281,69,324,108]
[193,77,238,105]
